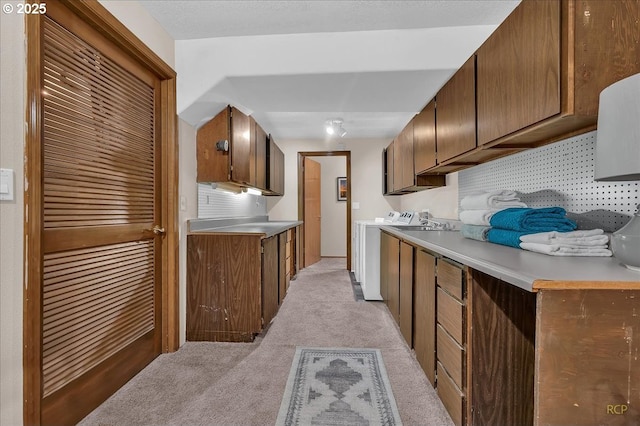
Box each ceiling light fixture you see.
[325,119,347,138]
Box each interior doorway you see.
[298,151,351,270]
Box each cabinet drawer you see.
[437,287,464,345]
[437,260,464,301]
[286,240,291,259]
[437,324,464,390]
[437,361,465,426]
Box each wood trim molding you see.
[297,151,352,270]
[24,12,44,425]
[24,1,179,423]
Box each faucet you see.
[419,218,451,231]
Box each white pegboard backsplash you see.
[197,183,267,218]
[459,131,639,231]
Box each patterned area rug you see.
[276,347,403,426]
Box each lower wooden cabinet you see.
[436,259,467,426]
[381,232,400,324]
[413,249,437,386]
[399,242,414,346]
[187,229,292,342]
[262,235,279,327]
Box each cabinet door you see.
[414,100,436,173]
[392,136,402,192]
[196,106,231,183]
[413,249,436,385]
[255,122,267,190]
[230,107,253,185]
[476,0,560,145]
[386,234,400,325]
[437,56,477,163]
[399,241,414,346]
[267,137,285,196]
[400,120,415,189]
[187,234,262,342]
[261,236,279,326]
[385,141,394,194]
[278,232,287,304]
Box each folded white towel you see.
[459,209,498,226]
[520,229,609,247]
[520,242,612,257]
[460,190,527,210]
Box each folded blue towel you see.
[489,207,577,233]
[487,228,530,248]
[461,224,491,242]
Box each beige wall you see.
[267,138,401,222]
[400,173,459,219]
[0,7,26,426]
[315,157,347,257]
[0,3,176,424]
[266,137,458,227]
[178,120,197,345]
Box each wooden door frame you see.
[297,151,351,270]
[24,1,178,423]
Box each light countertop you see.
[380,226,640,292]
[188,219,302,239]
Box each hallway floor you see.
[79,258,453,425]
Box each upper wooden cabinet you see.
[384,141,394,195]
[385,116,445,195]
[476,0,639,148]
[476,0,560,146]
[196,105,284,195]
[254,121,267,190]
[414,99,437,174]
[437,56,477,164]
[267,135,285,196]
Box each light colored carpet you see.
[78,257,453,425]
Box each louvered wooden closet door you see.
[40,5,162,423]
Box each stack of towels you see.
[459,190,611,257]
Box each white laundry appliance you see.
[353,211,418,300]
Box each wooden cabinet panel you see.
[383,233,400,324]
[437,361,465,426]
[400,121,415,190]
[385,141,394,194]
[230,107,253,185]
[262,236,279,327]
[255,122,267,190]
[380,231,390,300]
[399,241,414,346]
[267,136,285,196]
[413,249,436,386]
[535,289,640,426]
[437,56,477,162]
[187,234,262,342]
[437,260,464,301]
[414,100,436,174]
[196,107,230,183]
[476,0,561,145]
[392,137,402,193]
[278,232,287,305]
[437,324,464,390]
[470,269,536,426]
[573,0,640,117]
[437,287,464,345]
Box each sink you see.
[391,225,452,231]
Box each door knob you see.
[151,225,166,235]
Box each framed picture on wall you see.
[337,177,347,201]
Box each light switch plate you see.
[0,168,14,201]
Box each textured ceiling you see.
[140,0,521,141]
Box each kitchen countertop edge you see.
[188,220,303,239]
[380,225,640,293]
